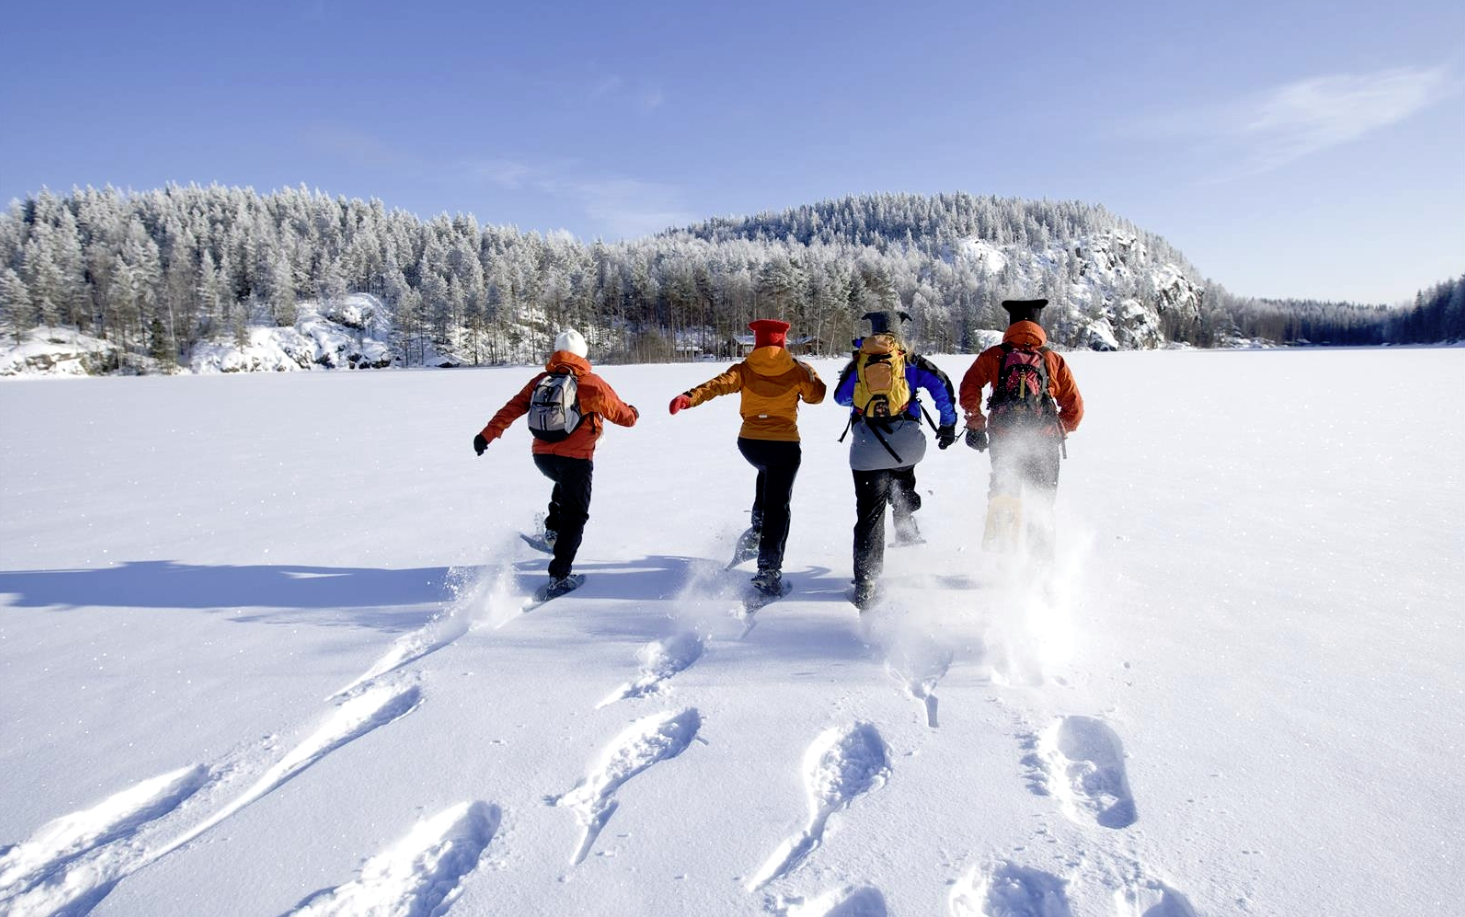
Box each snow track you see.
[547,708,702,866]
[949,861,1074,917]
[1035,716,1138,830]
[596,632,705,708]
[291,801,501,917]
[0,765,208,903]
[747,723,891,891]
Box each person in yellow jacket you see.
[668,319,826,596]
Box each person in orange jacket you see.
[668,319,826,596]
[958,300,1084,554]
[474,329,638,591]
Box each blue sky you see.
[2,0,1460,303]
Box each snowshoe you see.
[524,573,585,610]
[982,494,1024,552]
[520,532,556,554]
[891,517,926,547]
[725,525,761,569]
[743,572,791,611]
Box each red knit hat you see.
[748,319,791,349]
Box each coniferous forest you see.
[0,185,1459,374]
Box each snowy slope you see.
[1,350,1462,916]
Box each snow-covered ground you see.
[1,349,1462,917]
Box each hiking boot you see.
[852,579,879,610]
[750,569,783,597]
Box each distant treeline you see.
[0,185,1455,369]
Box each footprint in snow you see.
[884,639,954,729]
[596,632,705,708]
[291,801,500,917]
[948,861,1073,917]
[0,764,209,904]
[779,884,889,917]
[746,723,891,891]
[1114,877,1198,917]
[1034,716,1137,830]
[547,708,701,866]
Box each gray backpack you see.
[527,372,582,442]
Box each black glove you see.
[937,424,957,450]
[965,428,988,452]
[473,433,488,456]
[629,405,640,420]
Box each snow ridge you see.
[0,765,208,903]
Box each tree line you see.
[0,185,1455,372]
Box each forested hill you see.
[0,185,1455,377]
[672,192,1194,270]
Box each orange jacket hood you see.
[744,345,797,376]
[546,351,591,375]
[1003,321,1047,350]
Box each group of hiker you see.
[473,299,1084,609]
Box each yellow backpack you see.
[852,333,911,419]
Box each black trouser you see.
[888,465,921,528]
[533,453,593,580]
[853,466,914,585]
[736,437,801,574]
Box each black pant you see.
[736,438,801,574]
[988,429,1061,557]
[888,465,920,527]
[853,466,914,585]
[533,454,593,580]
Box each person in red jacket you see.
[474,329,638,590]
[958,300,1084,555]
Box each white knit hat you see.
[554,328,588,358]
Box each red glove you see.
[669,394,691,415]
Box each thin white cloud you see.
[460,158,694,239]
[590,76,622,100]
[1134,64,1460,178]
[1238,66,1458,171]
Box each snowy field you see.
[1,348,1462,917]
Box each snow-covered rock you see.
[0,328,121,377]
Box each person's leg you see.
[535,454,593,580]
[853,469,892,587]
[738,438,801,575]
[889,465,921,541]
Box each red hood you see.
[1002,321,1047,349]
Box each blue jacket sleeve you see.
[908,365,959,426]
[834,359,858,407]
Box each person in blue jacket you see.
[834,310,959,608]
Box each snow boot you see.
[750,569,783,597]
[851,579,879,611]
[892,515,925,546]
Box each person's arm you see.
[958,352,996,431]
[581,374,639,428]
[1048,353,1084,433]
[684,363,745,406]
[797,360,826,405]
[479,373,544,442]
[833,359,858,407]
[914,364,959,426]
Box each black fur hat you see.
[1001,299,1047,326]
[862,310,912,335]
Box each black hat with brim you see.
[862,310,912,335]
[1002,299,1048,326]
